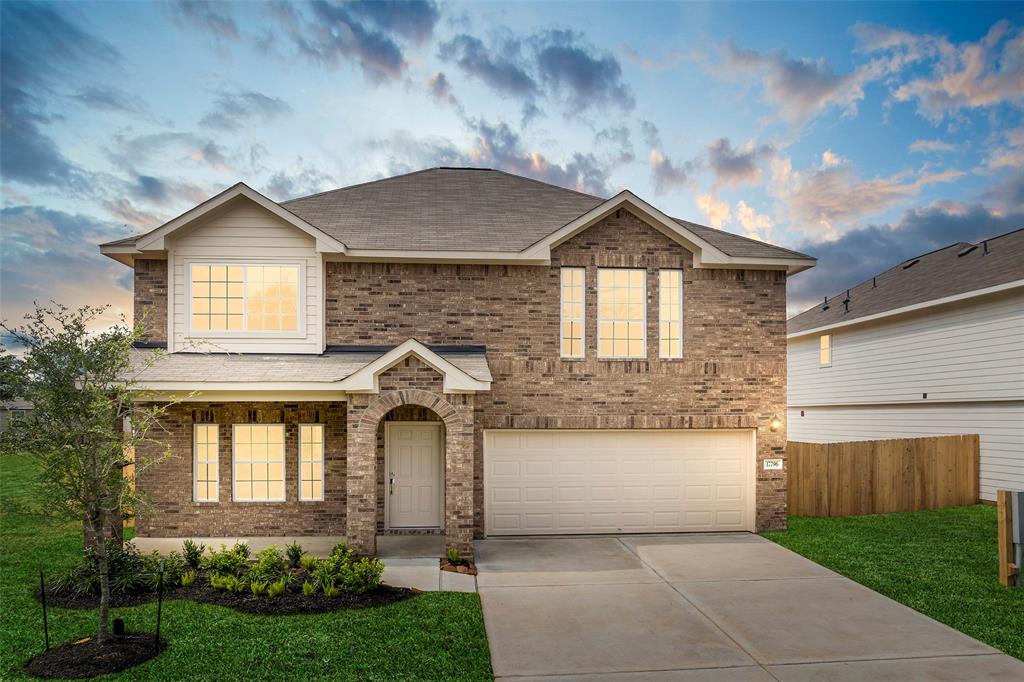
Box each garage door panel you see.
[486,429,754,535]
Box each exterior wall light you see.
[769,416,782,432]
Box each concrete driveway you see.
[476,534,1024,680]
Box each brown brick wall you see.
[135,402,346,537]
[134,258,167,344]
[325,209,789,533]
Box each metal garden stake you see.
[39,563,49,651]
[154,560,165,650]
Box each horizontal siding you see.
[169,204,323,354]
[787,402,1024,500]
[788,291,1024,405]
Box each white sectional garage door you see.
[484,430,755,535]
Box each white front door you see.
[386,422,443,528]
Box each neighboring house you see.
[787,228,1024,501]
[100,167,816,557]
[0,399,32,432]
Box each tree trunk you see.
[94,508,111,644]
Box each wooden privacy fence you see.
[788,435,980,517]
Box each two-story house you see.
[100,167,816,557]
[787,228,1024,502]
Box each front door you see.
[386,422,443,528]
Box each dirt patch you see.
[41,579,414,615]
[24,633,166,679]
[440,559,478,576]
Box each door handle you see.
[389,471,395,496]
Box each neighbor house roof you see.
[788,227,1024,336]
[127,341,492,394]
[100,167,814,271]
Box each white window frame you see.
[659,269,684,359]
[185,259,306,338]
[559,267,586,359]
[193,424,219,503]
[232,424,287,503]
[298,423,325,502]
[819,334,832,367]
[596,268,647,359]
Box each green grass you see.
[0,455,493,680]
[763,506,1024,661]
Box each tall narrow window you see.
[190,263,300,334]
[233,424,285,502]
[560,267,585,358]
[299,424,325,501]
[597,269,646,358]
[819,334,832,366]
[659,269,683,358]
[194,424,219,502]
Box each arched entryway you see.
[346,387,475,558]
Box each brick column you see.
[346,394,379,556]
[444,393,476,559]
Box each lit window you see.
[233,424,285,502]
[299,424,324,502]
[820,334,832,366]
[560,267,585,358]
[194,424,219,502]
[190,263,299,333]
[597,269,646,358]
[659,270,683,358]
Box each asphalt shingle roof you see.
[787,227,1024,335]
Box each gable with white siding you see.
[168,201,324,354]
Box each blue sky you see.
[2,1,1022,325]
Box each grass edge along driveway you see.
[0,455,493,681]
[763,505,1024,661]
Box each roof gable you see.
[338,339,491,393]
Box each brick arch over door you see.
[346,388,476,557]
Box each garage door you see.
[484,430,755,535]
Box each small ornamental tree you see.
[1,303,183,643]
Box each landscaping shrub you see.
[201,543,250,578]
[302,581,315,596]
[322,581,341,598]
[50,543,145,596]
[268,577,287,597]
[182,539,206,569]
[300,555,319,572]
[142,550,185,589]
[447,547,461,564]
[249,580,268,596]
[180,571,196,587]
[246,546,288,585]
[285,541,304,568]
[341,557,385,594]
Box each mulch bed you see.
[40,578,414,615]
[440,559,478,576]
[24,632,166,679]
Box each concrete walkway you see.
[476,534,1024,680]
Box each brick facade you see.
[133,207,789,550]
[134,258,167,344]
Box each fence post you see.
[997,490,1018,587]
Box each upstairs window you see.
[819,334,832,366]
[597,269,646,358]
[560,267,585,358]
[190,263,300,333]
[659,270,683,358]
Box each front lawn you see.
[0,455,493,680]
[763,506,1024,661]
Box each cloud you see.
[0,2,119,188]
[271,0,439,83]
[0,206,134,328]
[168,1,240,42]
[983,172,1024,212]
[909,139,956,153]
[427,72,459,107]
[533,30,634,110]
[858,20,1024,123]
[107,131,233,174]
[103,199,164,231]
[650,150,694,195]
[70,85,147,114]
[695,194,731,228]
[264,160,338,201]
[706,137,774,186]
[199,89,292,131]
[770,154,962,236]
[788,202,1024,313]
[719,40,872,127]
[129,174,208,207]
[594,126,634,164]
[735,200,775,242]
[983,127,1024,171]
[439,34,539,99]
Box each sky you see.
[1,0,1023,327]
